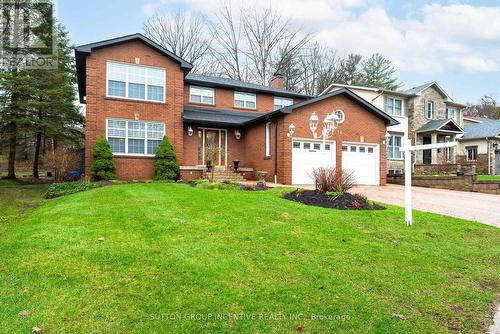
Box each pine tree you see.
[339,54,362,85]
[153,137,180,181]
[357,53,399,90]
[90,136,116,180]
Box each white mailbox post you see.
[402,138,458,226]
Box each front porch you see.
[415,119,463,165]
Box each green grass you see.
[477,175,500,181]
[0,183,499,333]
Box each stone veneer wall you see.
[387,174,500,194]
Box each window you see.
[426,100,434,119]
[368,147,374,153]
[466,146,478,161]
[235,92,256,109]
[107,119,164,156]
[342,145,348,151]
[388,169,403,175]
[190,86,214,105]
[388,134,403,160]
[446,108,459,123]
[293,142,300,149]
[350,146,357,152]
[335,109,345,123]
[274,96,293,110]
[313,143,321,150]
[265,122,271,157]
[385,97,403,116]
[106,61,165,102]
[304,143,311,150]
[359,147,366,153]
[325,144,331,150]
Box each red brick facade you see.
[82,38,390,185]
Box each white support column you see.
[431,133,438,164]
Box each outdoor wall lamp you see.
[287,123,295,138]
[493,141,499,149]
[187,126,194,137]
[234,129,241,140]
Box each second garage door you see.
[341,143,379,185]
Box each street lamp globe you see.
[309,112,319,132]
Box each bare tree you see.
[143,11,211,67]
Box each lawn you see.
[477,175,500,181]
[0,183,499,333]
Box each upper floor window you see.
[234,92,256,109]
[106,61,165,103]
[385,97,403,116]
[387,133,403,160]
[446,108,459,123]
[274,96,293,110]
[426,100,435,119]
[190,86,214,105]
[107,119,165,156]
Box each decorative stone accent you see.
[256,171,268,187]
[387,174,500,194]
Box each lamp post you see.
[309,111,340,150]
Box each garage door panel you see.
[341,143,379,185]
[292,140,336,185]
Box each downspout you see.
[274,123,278,184]
[486,137,490,175]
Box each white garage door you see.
[341,143,379,185]
[292,140,336,185]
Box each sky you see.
[56,0,500,104]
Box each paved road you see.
[351,184,500,228]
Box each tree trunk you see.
[6,122,17,179]
[33,131,42,178]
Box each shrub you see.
[90,136,116,181]
[45,181,98,199]
[153,137,180,181]
[311,167,356,193]
[42,147,81,182]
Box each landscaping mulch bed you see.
[283,189,385,210]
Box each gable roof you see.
[245,88,399,126]
[416,119,463,133]
[74,33,193,103]
[185,73,310,99]
[461,120,500,140]
[402,81,451,100]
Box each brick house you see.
[75,34,398,185]
[321,82,466,174]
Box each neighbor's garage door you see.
[341,143,379,185]
[292,140,335,185]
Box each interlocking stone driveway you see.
[351,184,500,228]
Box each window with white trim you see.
[274,96,293,110]
[107,119,165,155]
[388,169,403,175]
[265,122,271,157]
[235,92,256,109]
[385,97,403,116]
[388,134,403,160]
[190,86,214,105]
[106,61,165,102]
[426,100,435,119]
[466,146,478,161]
[446,107,459,124]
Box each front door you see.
[423,136,432,164]
[496,150,500,175]
[203,129,227,166]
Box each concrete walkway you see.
[351,184,500,228]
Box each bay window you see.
[234,92,256,109]
[388,133,403,160]
[106,61,165,102]
[385,97,403,116]
[107,119,165,156]
[190,86,214,105]
[274,96,293,110]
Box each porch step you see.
[206,171,246,183]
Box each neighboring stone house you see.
[456,121,500,175]
[75,33,398,185]
[321,82,466,174]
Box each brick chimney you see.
[269,72,284,90]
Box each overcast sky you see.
[58,0,500,104]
